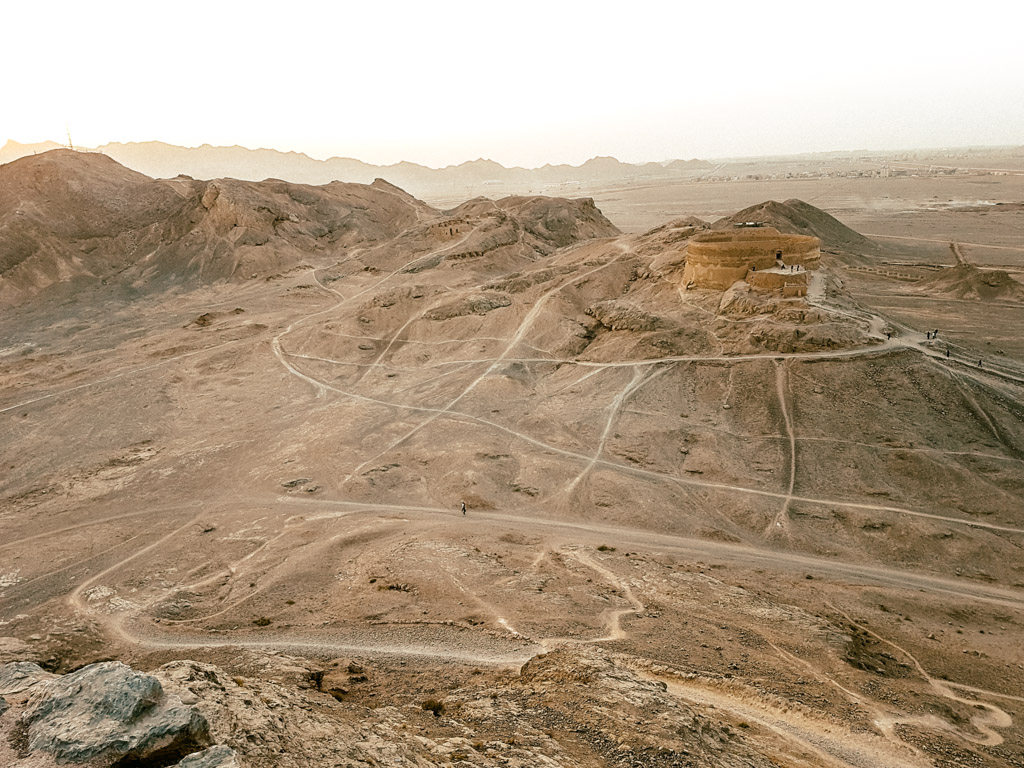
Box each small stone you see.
[172,744,240,767]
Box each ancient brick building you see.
[681,228,820,296]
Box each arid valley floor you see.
[2,148,1024,767]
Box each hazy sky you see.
[5,0,1022,167]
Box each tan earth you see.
[2,150,1024,767]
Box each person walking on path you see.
[461,501,467,516]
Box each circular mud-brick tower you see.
[682,228,821,290]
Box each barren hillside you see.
[914,262,1024,301]
[713,199,882,255]
[2,151,1024,768]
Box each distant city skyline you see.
[5,0,1022,168]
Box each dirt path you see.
[950,242,968,265]
[563,549,644,643]
[566,365,666,493]
[640,668,928,768]
[767,361,796,537]
[61,496,1024,646]
[337,246,629,486]
[271,231,479,398]
[48,493,1024,768]
[831,605,1014,747]
[264,279,1024,538]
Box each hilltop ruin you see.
[682,227,821,296]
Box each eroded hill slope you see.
[2,163,1024,768]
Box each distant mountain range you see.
[0,140,712,200]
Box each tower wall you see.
[682,229,820,290]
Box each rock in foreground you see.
[0,660,220,767]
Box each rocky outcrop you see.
[424,292,512,321]
[1,661,214,766]
[0,646,794,768]
[634,216,710,261]
[586,299,662,332]
[0,150,438,304]
[499,196,620,250]
[714,282,871,354]
[0,637,38,665]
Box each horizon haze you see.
[4,0,1023,167]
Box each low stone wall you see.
[745,270,808,297]
[682,260,765,290]
[845,265,922,281]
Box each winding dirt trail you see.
[60,496,1024,669]
[271,337,1024,536]
[564,549,644,643]
[270,231,479,398]
[643,670,929,768]
[832,605,1014,747]
[531,547,646,649]
[51,492,1020,765]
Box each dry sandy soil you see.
[2,150,1024,767]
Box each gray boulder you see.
[0,694,8,717]
[21,660,210,764]
[0,661,54,695]
[173,744,241,767]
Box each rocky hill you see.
[712,198,881,254]
[0,151,617,305]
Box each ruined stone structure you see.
[431,219,462,238]
[746,269,809,298]
[682,228,820,295]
